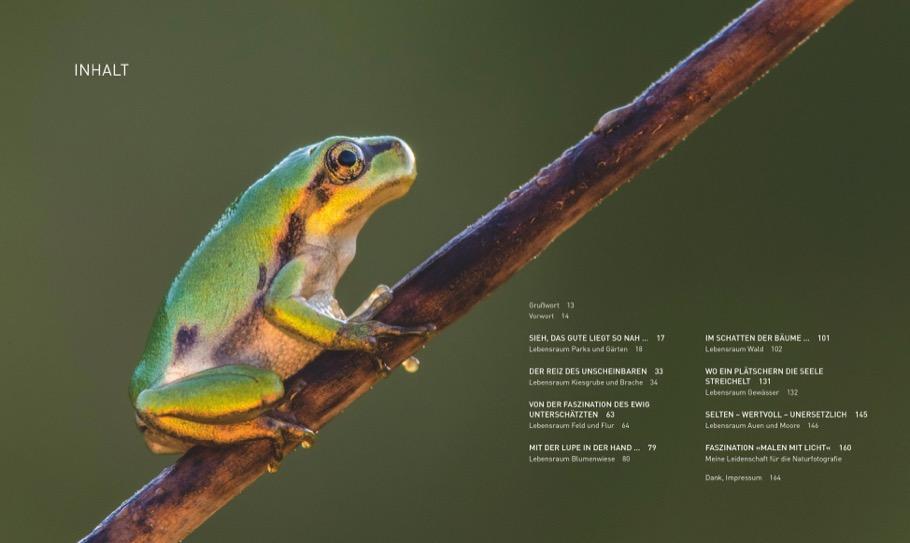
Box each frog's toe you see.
[398,323,436,337]
[373,284,393,301]
[373,322,436,337]
[370,352,393,377]
[351,284,394,322]
[417,323,436,336]
[266,447,285,473]
[264,417,317,473]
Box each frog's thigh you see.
[136,364,284,425]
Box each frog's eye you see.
[326,142,365,183]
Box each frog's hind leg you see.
[135,364,315,468]
[136,364,285,425]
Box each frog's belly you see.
[162,312,325,384]
[218,311,325,380]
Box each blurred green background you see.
[2,1,908,541]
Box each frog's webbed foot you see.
[264,416,317,473]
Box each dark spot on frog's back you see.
[212,294,265,365]
[277,211,304,266]
[258,264,267,290]
[174,325,199,358]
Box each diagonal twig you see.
[81,1,852,540]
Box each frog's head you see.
[303,135,416,237]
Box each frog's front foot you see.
[264,417,317,473]
[336,319,435,351]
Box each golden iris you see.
[326,142,365,183]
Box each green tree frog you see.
[129,136,432,466]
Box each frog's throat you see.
[303,208,373,246]
[303,172,413,239]
[302,212,371,276]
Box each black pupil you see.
[337,149,358,167]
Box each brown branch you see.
[82,0,851,540]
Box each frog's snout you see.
[360,135,416,180]
[386,136,417,181]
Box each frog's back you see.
[131,150,317,401]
